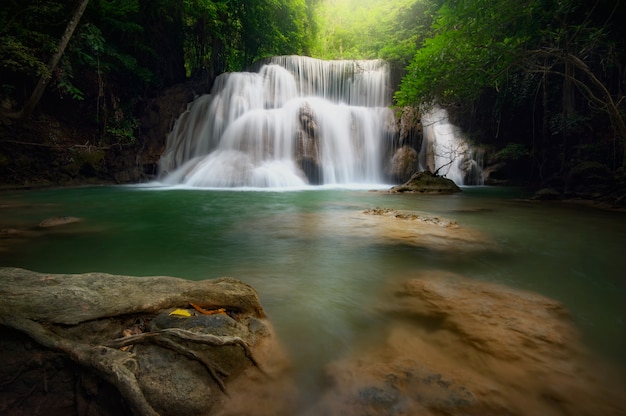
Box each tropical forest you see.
[1,1,625,415]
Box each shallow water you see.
[1,185,625,402]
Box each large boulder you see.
[390,170,461,194]
[311,272,626,416]
[386,146,418,183]
[0,268,293,416]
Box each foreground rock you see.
[311,272,626,416]
[0,268,293,416]
[390,171,461,194]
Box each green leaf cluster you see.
[395,0,543,107]
[0,1,67,80]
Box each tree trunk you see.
[16,0,90,119]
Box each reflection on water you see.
[1,186,625,411]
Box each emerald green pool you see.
[1,185,625,393]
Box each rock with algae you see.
[390,170,461,194]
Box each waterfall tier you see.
[420,107,484,186]
[158,55,396,188]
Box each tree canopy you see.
[310,0,440,65]
[1,0,313,142]
[394,0,626,180]
[1,0,624,184]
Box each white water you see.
[421,107,484,185]
[158,56,396,188]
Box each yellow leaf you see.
[169,308,191,317]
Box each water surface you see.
[1,185,625,398]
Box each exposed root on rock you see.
[104,328,266,393]
[1,316,159,416]
[0,269,279,416]
[1,316,266,415]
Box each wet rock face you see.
[386,146,418,183]
[0,268,292,416]
[296,102,322,184]
[313,273,626,416]
[398,106,422,149]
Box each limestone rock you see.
[312,272,626,416]
[386,146,418,183]
[0,268,264,324]
[398,106,422,148]
[0,268,293,416]
[38,216,82,228]
[390,171,461,194]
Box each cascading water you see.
[420,107,484,185]
[158,56,396,188]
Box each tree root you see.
[104,328,266,393]
[1,317,266,415]
[1,316,159,416]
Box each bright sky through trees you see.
[310,0,436,64]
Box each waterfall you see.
[158,55,396,188]
[420,107,484,185]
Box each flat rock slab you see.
[38,216,82,228]
[311,272,626,416]
[0,267,264,325]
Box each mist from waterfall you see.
[158,56,396,188]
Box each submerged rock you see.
[363,207,459,228]
[0,268,294,416]
[38,216,82,228]
[312,272,626,416]
[390,170,461,194]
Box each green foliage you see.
[1,0,314,151]
[394,0,626,177]
[0,36,48,77]
[0,0,68,80]
[495,143,530,162]
[182,0,312,76]
[74,23,105,66]
[310,0,438,65]
[396,0,625,113]
[55,77,85,101]
[105,116,139,144]
[395,0,543,107]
